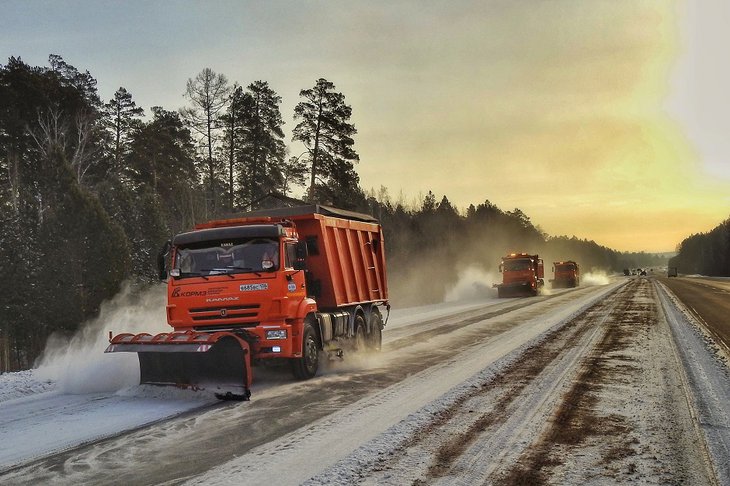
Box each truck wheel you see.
[291,320,319,380]
[354,314,367,352]
[366,313,383,352]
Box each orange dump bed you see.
[297,212,387,309]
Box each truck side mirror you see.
[295,240,308,259]
[157,240,171,280]
[293,240,308,271]
[499,264,503,273]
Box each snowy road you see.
[1,276,729,485]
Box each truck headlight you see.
[265,329,287,340]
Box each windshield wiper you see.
[179,271,209,280]
[199,268,236,278]
[200,267,262,277]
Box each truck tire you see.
[291,320,319,380]
[366,312,383,352]
[354,314,367,352]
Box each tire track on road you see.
[499,278,714,485]
[313,283,629,485]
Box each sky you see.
[1,0,729,253]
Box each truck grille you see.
[188,303,260,322]
[194,323,260,331]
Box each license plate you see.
[240,283,269,292]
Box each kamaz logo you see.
[206,297,240,303]
[171,288,208,298]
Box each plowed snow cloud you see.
[582,270,611,286]
[444,267,497,302]
[34,284,169,394]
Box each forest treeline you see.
[1,55,665,371]
[669,216,730,276]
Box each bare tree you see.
[181,68,231,215]
[30,107,102,186]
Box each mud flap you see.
[107,333,252,400]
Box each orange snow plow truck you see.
[106,205,389,400]
[493,253,544,297]
[551,261,580,288]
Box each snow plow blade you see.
[106,331,252,400]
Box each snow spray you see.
[444,266,497,302]
[35,283,169,394]
[582,270,611,286]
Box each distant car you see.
[668,267,678,277]
[623,269,630,276]
[639,269,647,276]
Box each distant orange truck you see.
[493,253,545,297]
[551,261,580,288]
[106,205,389,400]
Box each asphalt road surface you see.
[660,276,730,354]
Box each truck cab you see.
[494,253,544,297]
[166,222,309,361]
[551,261,580,288]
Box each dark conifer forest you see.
[1,56,677,370]
[669,217,730,276]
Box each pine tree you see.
[97,179,167,281]
[246,81,286,204]
[292,78,359,205]
[35,148,130,346]
[126,107,200,233]
[220,81,287,210]
[104,87,144,174]
[220,84,245,211]
[281,154,308,196]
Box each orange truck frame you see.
[493,253,544,297]
[550,261,580,288]
[106,205,389,400]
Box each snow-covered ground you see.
[1,273,728,485]
[0,297,512,474]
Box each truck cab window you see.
[174,238,281,277]
[504,260,531,272]
[285,243,297,268]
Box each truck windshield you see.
[503,259,532,272]
[174,238,280,278]
[556,265,575,272]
